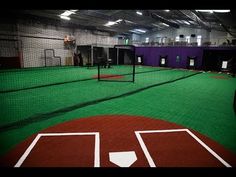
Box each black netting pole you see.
[98,63,100,81]
[132,47,135,83]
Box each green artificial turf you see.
[0,67,235,157]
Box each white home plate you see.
[109,151,137,167]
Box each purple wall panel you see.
[136,46,236,69]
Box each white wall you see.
[0,22,118,68]
[209,30,233,45]
[74,29,118,46]
[139,27,229,45]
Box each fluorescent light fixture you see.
[104,21,117,27]
[183,20,191,25]
[136,11,143,15]
[125,20,136,24]
[176,20,182,23]
[196,9,230,13]
[161,23,170,27]
[213,10,230,13]
[129,30,137,33]
[196,10,213,13]
[104,19,123,27]
[70,10,78,12]
[60,15,70,20]
[135,29,146,33]
[152,23,160,27]
[164,10,170,12]
[188,21,195,24]
[61,10,75,17]
[116,19,122,23]
[129,29,146,34]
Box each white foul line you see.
[94,133,100,167]
[14,132,100,167]
[135,131,156,167]
[14,134,42,167]
[185,129,231,167]
[135,129,231,167]
[134,129,188,167]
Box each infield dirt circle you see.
[1,115,236,167]
[92,74,124,79]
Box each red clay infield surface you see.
[0,115,236,167]
[92,74,124,79]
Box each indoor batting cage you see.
[97,45,135,82]
[77,44,113,69]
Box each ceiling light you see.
[129,29,146,34]
[212,10,230,13]
[61,10,75,17]
[70,10,78,12]
[164,10,170,12]
[136,11,143,15]
[196,10,230,13]
[60,15,70,20]
[104,19,123,27]
[125,20,136,24]
[183,20,191,25]
[104,21,117,27]
[196,10,213,13]
[135,29,146,33]
[116,19,123,23]
[175,20,183,23]
[161,23,170,27]
[152,23,160,27]
[129,30,143,34]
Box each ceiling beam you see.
[179,10,211,31]
[150,13,179,28]
[212,13,236,37]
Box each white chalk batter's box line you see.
[14,129,231,167]
[14,132,100,168]
[135,129,231,167]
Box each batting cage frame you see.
[97,45,136,83]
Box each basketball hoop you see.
[64,35,76,49]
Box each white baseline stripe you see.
[14,134,42,167]
[135,131,156,167]
[136,129,188,134]
[14,132,100,167]
[135,129,231,167]
[39,132,99,136]
[94,133,100,167]
[185,129,231,167]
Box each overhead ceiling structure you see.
[2,9,236,37]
